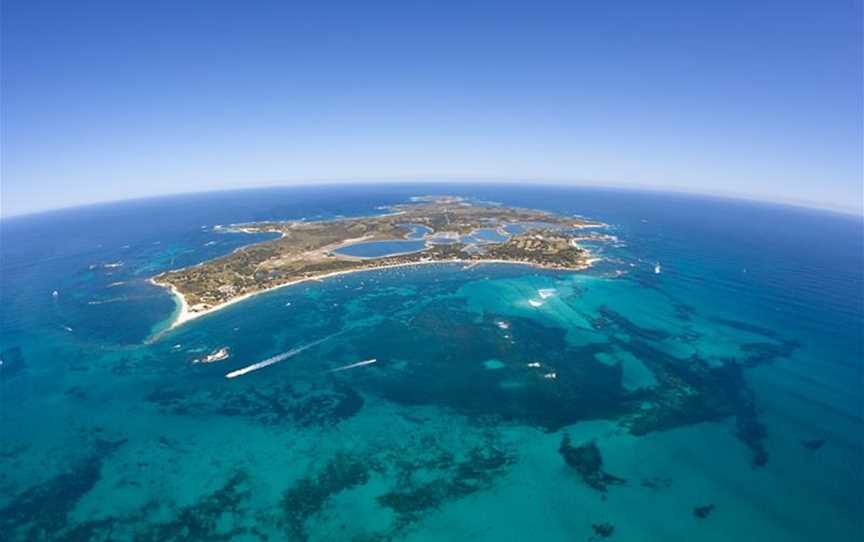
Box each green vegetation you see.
[153,197,600,318]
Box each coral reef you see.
[281,454,372,541]
[147,381,364,427]
[693,504,715,519]
[0,438,126,541]
[558,434,626,492]
[591,522,616,538]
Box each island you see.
[151,196,608,329]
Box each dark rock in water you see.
[591,522,615,538]
[0,346,26,379]
[693,504,715,518]
[801,438,826,451]
[558,434,626,492]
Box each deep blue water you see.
[1,184,862,541]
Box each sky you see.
[2,0,862,217]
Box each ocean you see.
[1,184,861,541]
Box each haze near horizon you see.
[2,0,862,216]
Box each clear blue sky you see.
[2,0,861,216]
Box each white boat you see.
[654,263,662,274]
[197,347,230,364]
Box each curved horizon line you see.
[2,177,861,220]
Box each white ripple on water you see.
[538,288,557,299]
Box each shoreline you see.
[149,256,598,337]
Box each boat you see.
[197,347,230,364]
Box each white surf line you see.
[225,334,336,379]
[328,358,377,373]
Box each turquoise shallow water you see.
[1,184,862,541]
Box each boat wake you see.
[87,297,127,305]
[328,358,377,372]
[225,334,337,379]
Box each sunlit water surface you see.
[1,184,861,541]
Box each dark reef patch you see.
[281,454,372,541]
[377,444,516,525]
[672,302,695,322]
[591,521,616,538]
[348,288,423,318]
[146,380,364,427]
[0,437,126,542]
[801,438,826,451]
[107,351,184,377]
[347,294,795,463]
[349,300,633,431]
[592,306,786,467]
[731,376,769,467]
[640,476,673,490]
[738,340,800,368]
[593,307,671,342]
[29,470,260,542]
[693,504,715,519]
[293,384,365,427]
[710,317,778,339]
[558,434,626,492]
[136,472,254,542]
[620,339,770,467]
[65,385,88,400]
